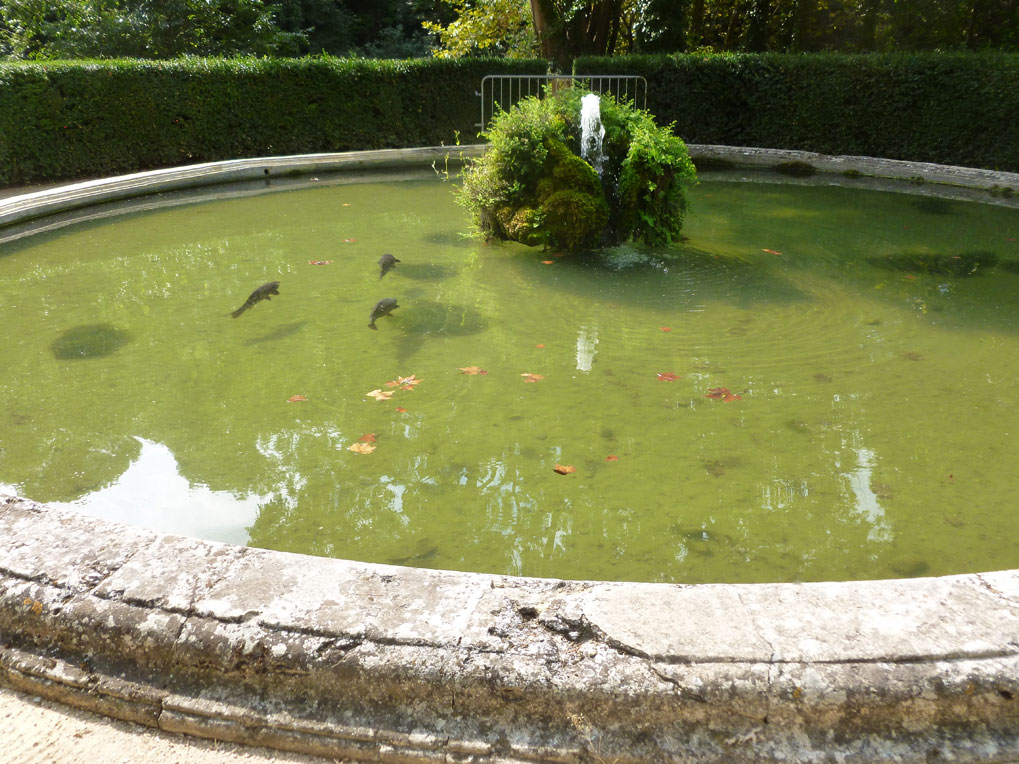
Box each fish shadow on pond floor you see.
[51,323,132,360]
[243,321,307,345]
[388,299,488,362]
[392,263,460,282]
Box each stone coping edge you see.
[3,495,1019,763]
[4,144,1019,231]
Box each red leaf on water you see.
[706,387,742,401]
[659,327,672,332]
[287,395,307,402]
[395,406,407,413]
[358,433,377,442]
[535,344,545,349]
[657,372,681,382]
[554,464,576,475]
[605,455,619,462]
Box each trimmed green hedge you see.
[0,57,547,186]
[576,52,1019,172]
[3,53,1019,186]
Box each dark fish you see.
[369,297,399,330]
[229,281,279,318]
[378,253,400,279]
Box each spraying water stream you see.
[580,93,606,176]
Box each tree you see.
[423,0,537,58]
[0,0,302,58]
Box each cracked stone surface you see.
[4,493,1019,762]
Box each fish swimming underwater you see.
[369,297,399,329]
[378,253,400,279]
[229,281,280,318]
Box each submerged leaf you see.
[358,433,377,442]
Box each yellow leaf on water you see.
[348,442,376,454]
[366,389,394,401]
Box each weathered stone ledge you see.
[3,495,1019,763]
[4,145,1019,233]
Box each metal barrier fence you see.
[478,74,647,130]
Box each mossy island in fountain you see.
[458,87,697,253]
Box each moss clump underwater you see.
[459,88,697,253]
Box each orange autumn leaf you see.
[705,386,742,402]
[348,442,376,454]
[459,366,488,375]
[395,406,407,413]
[521,372,544,383]
[358,433,377,442]
[541,260,555,265]
[307,260,333,266]
[287,395,307,402]
[344,238,358,243]
[366,389,394,401]
[659,327,672,332]
[553,464,576,475]
[605,455,619,462]
[398,375,421,387]
[384,380,401,388]
[762,248,782,255]
[657,372,681,382]
[535,344,545,349]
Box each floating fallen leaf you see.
[706,386,742,402]
[762,248,782,255]
[659,327,672,332]
[384,380,401,388]
[605,455,619,462]
[395,406,407,413]
[348,442,376,454]
[657,372,681,382]
[535,344,545,349]
[542,260,555,265]
[366,389,394,401]
[553,464,576,475]
[397,375,421,387]
[307,260,333,266]
[521,372,544,383]
[287,395,307,402]
[459,366,488,375]
[344,238,358,243]
[358,433,377,442]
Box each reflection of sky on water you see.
[48,437,263,545]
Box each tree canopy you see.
[2,0,1017,60]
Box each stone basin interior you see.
[1,165,1018,585]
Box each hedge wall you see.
[576,52,1019,173]
[3,53,1019,186]
[0,57,547,186]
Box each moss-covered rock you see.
[458,88,696,254]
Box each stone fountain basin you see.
[2,146,1019,763]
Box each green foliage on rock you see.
[458,87,696,252]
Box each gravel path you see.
[0,686,335,764]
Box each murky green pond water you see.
[2,171,1018,583]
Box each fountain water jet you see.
[580,93,606,176]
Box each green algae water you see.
[2,170,1018,584]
